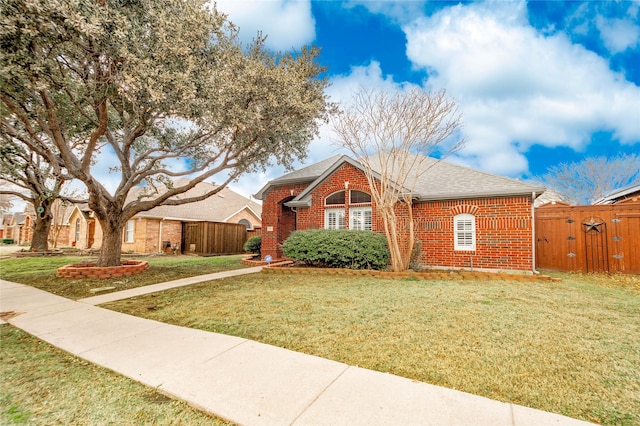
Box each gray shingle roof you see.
[259,154,544,203]
[407,156,544,200]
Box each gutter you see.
[415,187,546,202]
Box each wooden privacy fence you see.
[182,222,247,256]
[535,204,640,273]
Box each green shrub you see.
[243,235,262,255]
[281,229,389,270]
[1,238,14,244]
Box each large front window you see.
[349,207,372,231]
[325,209,345,230]
[324,190,372,231]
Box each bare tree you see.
[332,87,464,272]
[1,0,332,266]
[538,154,640,205]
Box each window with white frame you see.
[454,213,475,251]
[125,219,135,243]
[349,207,372,231]
[74,218,81,243]
[325,209,345,230]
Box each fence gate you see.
[535,204,640,274]
[582,216,608,273]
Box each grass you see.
[0,325,232,425]
[0,254,247,299]
[103,271,640,425]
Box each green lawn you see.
[0,325,231,425]
[103,271,640,425]
[0,254,247,299]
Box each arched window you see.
[350,190,371,204]
[238,219,251,229]
[325,191,345,205]
[454,213,476,251]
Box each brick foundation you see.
[262,266,559,282]
[56,260,149,279]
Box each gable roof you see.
[254,155,346,200]
[131,180,262,222]
[256,154,544,204]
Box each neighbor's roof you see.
[130,179,262,222]
[594,183,640,205]
[256,154,544,204]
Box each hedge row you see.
[282,229,389,270]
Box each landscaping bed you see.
[262,264,560,282]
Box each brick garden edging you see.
[56,260,149,279]
[262,266,561,282]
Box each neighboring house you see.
[594,184,640,205]
[68,180,261,253]
[67,203,102,249]
[534,189,571,208]
[0,214,11,239]
[0,201,75,248]
[255,155,545,273]
[2,212,33,245]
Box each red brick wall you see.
[412,197,534,271]
[262,163,534,272]
[261,183,309,259]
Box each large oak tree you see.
[1,0,332,266]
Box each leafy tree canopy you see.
[0,0,333,265]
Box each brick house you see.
[1,212,34,245]
[255,155,545,273]
[68,180,261,253]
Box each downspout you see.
[531,191,538,274]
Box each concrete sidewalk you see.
[0,279,593,426]
[78,266,265,305]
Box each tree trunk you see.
[96,219,124,267]
[30,214,52,251]
[30,201,53,252]
[402,200,415,271]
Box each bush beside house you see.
[243,235,262,255]
[282,229,389,270]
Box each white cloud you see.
[403,1,640,176]
[212,0,315,51]
[343,0,426,25]
[596,15,640,53]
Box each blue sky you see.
[215,0,640,199]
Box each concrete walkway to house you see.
[0,277,594,426]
